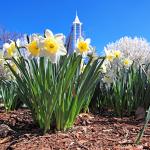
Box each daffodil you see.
[76,38,91,56]
[39,29,67,63]
[113,50,121,59]
[77,39,90,53]
[26,34,41,57]
[44,38,59,54]
[27,40,40,57]
[105,51,114,62]
[123,58,133,67]
[3,41,16,58]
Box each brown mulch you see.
[0,108,150,150]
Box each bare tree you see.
[0,27,23,49]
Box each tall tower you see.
[66,12,83,54]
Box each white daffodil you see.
[105,49,114,62]
[76,37,92,57]
[123,58,133,67]
[3,41,17,58]
[39,29,67,63]
[26,34,41,57]
[113,50,121,59]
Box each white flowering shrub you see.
[104,36,150,65]
[100,36,150,84]
[91,36,150,116]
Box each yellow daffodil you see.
[44,38,59,54]
[27,40,40,56]
[123,58,133,67]
[3,41,16,57]
[77,41,89,53]
[106,52,114,62]
[76,38,91,55]
[39,29,67,63]
[113,50,121,59]
[26,34,41,57]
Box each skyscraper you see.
[66,12,83,54]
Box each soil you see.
[0,108,150,150]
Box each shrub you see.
[104,36,150,65]
[90,37,150,117]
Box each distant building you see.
[66,12,83,54]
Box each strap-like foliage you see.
[0,80,19,112]
[91,64,150,117]
[7,53,105,133]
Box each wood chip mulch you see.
[0,108,150,150]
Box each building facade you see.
[66,13,83,54]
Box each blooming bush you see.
[91,37,150,116]
[1,29,104,133]
[104,36,150,65]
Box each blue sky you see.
[0,0,150,54]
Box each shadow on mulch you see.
[91,108,146,126]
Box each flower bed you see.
[0,108,150,150]
[0,30,150,147]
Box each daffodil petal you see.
[85,38,91,45]
[55,34,65,42]
[16,39,21,47]
[38,38,45,49]
[31,34,38,41]
[58,45,67,55]
[3,43,10,50]
[45,29,54,38]
[47,53,57,63]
